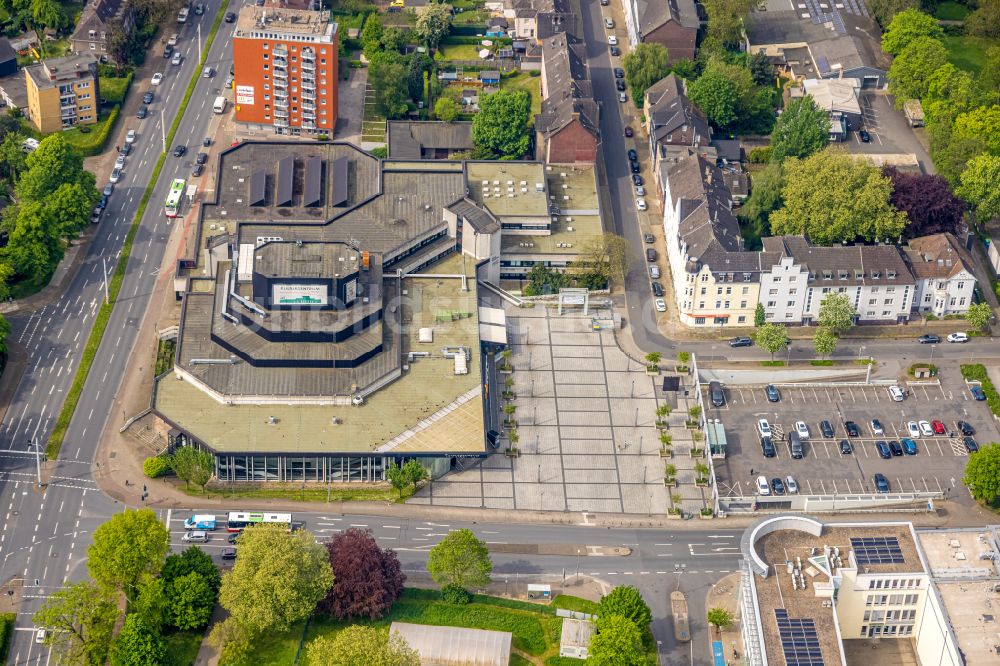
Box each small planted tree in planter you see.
[658,432,673,457]
[502,403,517,427]
[499,349,513,373]
[664,463,677,486]
[686,405,702,428]
[677,351,691,372]
[506,428,520,457]
[645,351,661,374]
[668,493,683,516]
[502,376,515,400]
[700,506,715,518]
[694,462,710,486]
[655,403,672,427]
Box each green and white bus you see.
[226,511,293,532]
[165,178,186,218]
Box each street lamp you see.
[858,345,866,361]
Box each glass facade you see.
[214,454,398,483]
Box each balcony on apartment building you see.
[273,46,288,57]
[273,118,289,128]
[273,67,288,81]
[302,120,316,130]
[274,107,289,118]
[302,101,316,112]
[301,59,315,71]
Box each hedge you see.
[960,364,1000,417]
[64,106,120,157]
[144,455,173,478]
[46,1,229,460]
[0,613,13,663]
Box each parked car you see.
[873,473,890,493]
[971,385,987,400]
[171,52,183,66]
[630,160,640,173]
[646,248,657,262]
[636,198,647,211]
[196,152,208,165]
[795,421,810,440]
[957,420,975,436]
[191,163,204,177]
[902,438,918,455]
[618,91,627,103]
[964,436,979,452]
[770,477,786,495]
[632,174,643,186]
[167,33,179,46]
[125,129,137,143]
[136,105,148,119]
[888,385,904,402]
[103,183,114,197]
[820,420,834,438]
[729,336,752,348]
[875,440,891,459]
[761,436,776,457]
[142,91,154,104]
[888,440,903,456]
[614,67,624,78]
[225,11,236,22]
[648,265,659,278]
[604,16,614,28]
[608,35,618,45]
[120,142,132,156]
[709,381,725,407]
[947,332,969,343]
[918,420,933,436]
[109,167,122,183]
[163,44,173,59]
[931,419,946,435]
[203,137,212,147]
[221,548,237,560]
[870,419,884,435]
[654,298,666,312]
[839,439,852,454]
[785,476,798,494]
[755,475,770,495]
[917,334,940,344]
[615,79,626,92]
[173,144,186,157]
[151,72,163,86]
[757,419,771,437]
[610,45,620,56]
[636,185,645,196]
[844,421,860,437]
[765,384,780,402]
[114,154,126,169]
[651,281,664,297]
[789,432,804,459]
[907,421,920,438]
[624,126,633,137]
[98,194,109,209]
[859,129,871,142]
[627,148,638,161]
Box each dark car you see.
[227,533,240,544]
[859,129,871,142]
[964,436,979,453]
[888,440,904,456]
[632,174,643,186]
[839,439,852,455]
[627,149,638,161]
[957,420,975,436]
[729,336,752,348]
[643,233,654,244]
[196,152,208,165]
[651,281,664,297]
[191,163,204,177]
[902,437,918,455]
[709,381,725,407]
[173,144,186,157]
[142,91,154,104]
[119,142,132,156]
[820,420,834,438]
[624,126,633,137]
[610,45,620,56]
[971,386,987,401]
[203,136,212,147]
[761,436,776,458]
[844,421,860,437]
[97,194,109,210]
[873,473,890,493]
[136,105,147,119]
[221,548,237,560]
[614,67,625,78]
[918,334,940,344]
[646,248,657,262]
[630,160,640,174]
[615,79,626,91]
[163,44,173,59]
[875,440,891,459]
[194,2,204,14]
[103,183,114,197]
[771,477,786,495]
[765,384,780,402]
[225,11,236,22]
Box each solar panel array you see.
[331,157,349,207]
[249,170,266,207]
[304,156,322,208]
[775,609,824,666]
[851,536,904,565]
[276,156,294,207]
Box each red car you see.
[624,126,633,137]
[931,419,946,435]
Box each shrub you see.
[65,106,120,157]
[529,69,540,77]
[144,455,172,478]
[748,146,773,163]
[0,613,14,661]
[442,584,472,604]
[961,364,1000,416]
[370,146,388,158]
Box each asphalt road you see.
[0,2,237,662]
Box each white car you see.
[795,421,810,439]
[655,298,666,312]
[151,72,163,86]
[888,385,905,402]
[608,35,618,45]
[114,154,125,169]
[109,166,122,183]
[171,52,183,66]
[947,332,969,343]
[125,129,137,144]
[785,475,799,494]
[636,198,647,211]
[907,421,921,438]
[757,419,771,437]
[604,17,614,28]
[35,628,47,644]
[167,33,179,46]
[870,419,884,435]
[618,91,627,103]
[636,185,645,196]
[919,420,934,436]
[755,475,770,496]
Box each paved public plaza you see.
[410,305,711,514]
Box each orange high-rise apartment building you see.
[232,5,338,135]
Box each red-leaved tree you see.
[320,528,405,620]
[884,167,967,240]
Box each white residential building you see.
[904,233,977,316]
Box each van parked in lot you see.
[789,432,803,459]
[709,381,724,407]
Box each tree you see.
[523,264,569,295]
[360,13,383,59]
[321,528,404,619]
[884,167,966,239]
[370,60,410,119]
[16,134,94,202]
[867,0,919,28]
[217,524,333,638]
[952,106,1000,156]
[108,614,165,666]
[407,52,432,102]
[983,47,1000,94]
[4,200,63,283]
[957,154,1000,221]
[688,63,743,128]
[45,182,94,238]
[702,0,761,47]
[770,97,829,162]
[386,463,410,499]
[688,57,773,132]
[623,43,671,105]
[132,576,169,631]
[754,303,766,328]
[597,586,652,628]
[587,614,645,666]
[887,37,949,101]
[426,528,492,591]
[472,89,531,158]
[434,97,460,122]
[0,131,27,183]
[707,607,734,633]
[307,626,420,666]
[967,0,1000,38]
[88,509,169,600]
[162,545,222,594]
[414,3,452,48]
[33,581,119,666]
[965,443,1000,503]
[168,445,214,489]
[928,117,987,186]
[881,8,943,56]
[753,323,789,361]
[29,0,63,29]
[813,327,838,359]
[748,51,774,86]
[645,351,661,367]
[818,293,856,335]
[923,65,994,124]
[967,302,993,331]
[577,232,628,286]
[769,150,907,244]
[739,163,784,245]
[167,572,216,630]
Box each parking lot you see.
[706,379,998,499]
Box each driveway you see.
[848,92,936,174]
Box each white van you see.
[213,96,227,114]
[182,530,208,543]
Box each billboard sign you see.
[236,85,255,105]
[272,283,327,306]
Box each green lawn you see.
[550,594,599,615]
[179,481,414,503]
[437,43,484,60]
[99,74,132,105]
[501,72,542,117]
[934,1,970,19]
[60,108,119,156]
[454,9,489,24]
[941,34,997,73]
[162,630,205,666]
